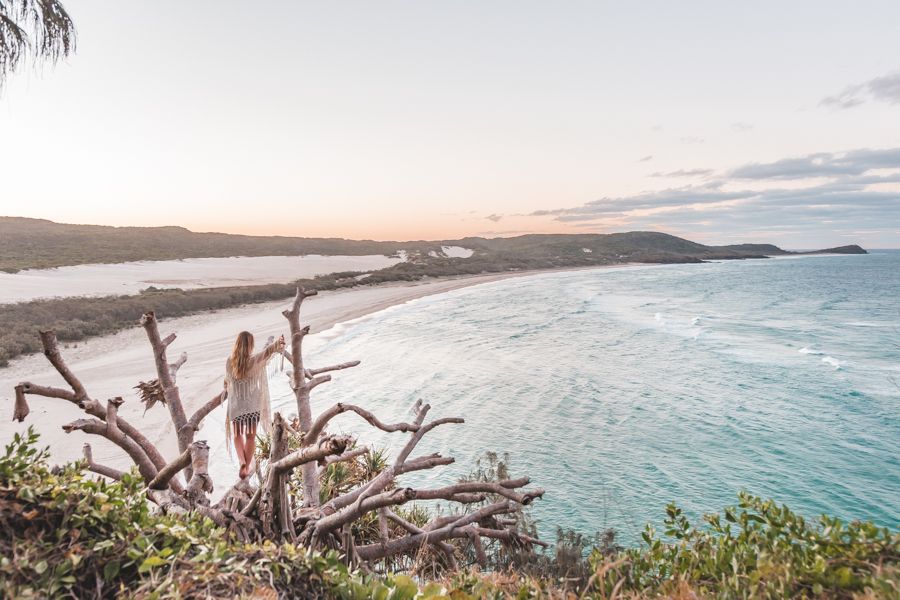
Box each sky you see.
[1,1,899,248]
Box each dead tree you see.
[12,287,545,569]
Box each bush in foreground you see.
[1,430,896,599]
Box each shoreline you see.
[0,263,641,473]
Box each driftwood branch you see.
[13,384,29,422]
[39,330,88,401]
[184,440,213,504]
[141,311,195,479]
[355,500,520,562]
[148,447,192,491]
[186,391,227,432]
[62,417,158,483]
[270,435,354,474]
[307,360,361,377]
[385,509,458,568]
[19,333,169,473]
[82,443,125,481]
[106,397,123,438]
[306,403,419,443]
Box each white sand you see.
[0,265,631,489]
[0,254,402,304]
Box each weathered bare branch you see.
[306,360,361,377]
[63,417,157,483]
[148,447,191,491]
[141,311,194,479]
[186,391,227,432]
[184,440,213,504]
[105,397,123,438]
[283,287,326,507]
[270,435,354,474]
[384,509,458,569]
[397,453,455,475]
[320,446,370,473]
[314,488,417,535]
[467,528,488,567]
[82,443,125,481]
[17,382,75,401]
[306,403,419,443]
[307,374,331,391]
[39,330,88,401]
[13,384,29,422]
[469,525,549,548]
[355,500,519,562]
[413,480,545,505]
[21,332,170,475]
[21,376,168,474]
[169,352,188,381]
[395,417,464,466]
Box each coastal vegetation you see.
[2,429,896,598]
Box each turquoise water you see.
[270,252,900,544]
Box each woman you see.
[225,331,285,478]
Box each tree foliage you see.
[0,0,74,89]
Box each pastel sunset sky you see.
[2,1,899,247]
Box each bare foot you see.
[239,464,248,479]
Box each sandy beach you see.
[0,266,622,480]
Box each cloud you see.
[821,70,900,109]
[485,213,503,222]
[731,122,754,132]
[729,148,900,180]
[526,147,900,244]
[650,169,713,178]
[638,155,653,162]
[867,71,900,104]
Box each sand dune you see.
[0,254,402,304]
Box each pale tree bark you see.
[141,311,193,478]
[282,287,324,507]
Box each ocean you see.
[266,252,900,545]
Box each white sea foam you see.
[691,316,701,326]
[799,346,824,355]
[821,356,842,369]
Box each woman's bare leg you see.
[242,423,257,476]
[234,430,247,478]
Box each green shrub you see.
[586,494,898,598]
[2,429,895,599]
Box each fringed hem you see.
[232,411,260,436]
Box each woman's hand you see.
[277,334,286,351]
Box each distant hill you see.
[798,245,868,255]
[0,217,866,273]
[0,217,438,272]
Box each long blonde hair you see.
[228,331,254,379]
